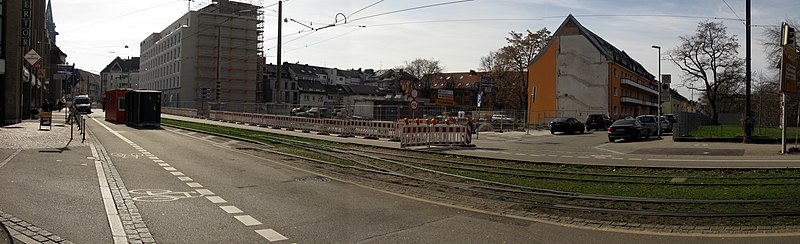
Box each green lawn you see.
[689,124,800,139]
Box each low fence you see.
[161,107,473,147]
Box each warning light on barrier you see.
[415,118,421,125]
[403,118,409,125]
[431,119,438,125]
[445,118,450,125]
[425,118,430,125]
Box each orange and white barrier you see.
[400,124,471,148]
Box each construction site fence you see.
[162,107,472,146]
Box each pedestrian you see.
[57,99,65,112]
[101,97,106,112]
[42,99,52,112]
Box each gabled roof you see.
[101,57,140,73]
[531,14,654,81]
[341,84,382,96]
[297,79,325,92]
[424,71,489,89]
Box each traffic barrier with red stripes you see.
[400,124,472,148]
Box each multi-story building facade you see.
[100,56,140,91]
[2,0,61,124]
[528,15,659,125]
[139,0,263,108]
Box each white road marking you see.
[153,160,165,163]
[148,156,159,160]
[170,171,185,176]
[87,139,128,243]
[234,215,262,226]
[514,153,526,156]
[529,154,542,157]
[196,189,214,195]
[220,206,243,214]
[163,167,177,171]
[560,155,574,158]
[187,182,203,188]
[158,163,170,167]
[255,229,288,242]
[178,177,193,181]
[577,156,590,159]
[611,157,624,160]
[138,149,147,152]
[547,155,558,157]
[206,196,227,203]
[0,149,22,169]
[629,158,643,161]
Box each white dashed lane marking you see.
[163,167,177,171]
[170,172,185,176]
[148,156,160,160]
[196,189,214,195]
[153,160,165,163]
[186,183,203,188]
[206,196,227,203]
[220,206,243,214]
[158,163,170,167]
[177,177,193,182]
[234,215,262,226]
[256,229,289,242]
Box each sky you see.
[50,0,800,100]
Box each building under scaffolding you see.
[139,0,264,108]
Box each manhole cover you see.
[294,176,330,183]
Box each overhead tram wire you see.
[721,0,745,24]
[347,0,385,19]
[62,0,183,33]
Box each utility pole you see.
[744,0,753,143]
[275,1,283,104]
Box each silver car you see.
[635,115,659,136]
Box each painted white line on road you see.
[170,171,185,176]
[593,143,626,155]
[220,206,243,214]
[234,215,262,226]
[547,155,558,157]
[87,139,128,243]
[514,153,526,156]
[577,156,590,159]
[138,149,147,152]
[646,158,800,163]
[158,163,170,167]
[0,149,22,169]
[529,154,542,157]
[560,155,574,158]
[611,158,624,160]
[187,182,203,188]
[153,159,165,163]
[255,229,288,242]
[178,177,193,181]
[163,167,177,171]
[628,158,643,161]
[196,189,214,195]
[148,156,159,160]
[206,196,227,203]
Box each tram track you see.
[160,120,800,225]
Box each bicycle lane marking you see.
[90,117,289,242]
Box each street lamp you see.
[652,45,661,139]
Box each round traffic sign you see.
[410,89,419,99]
[410,100,419,111]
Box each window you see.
[613,87,618,96]
[614,68,618,78]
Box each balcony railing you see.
[620,78,658,95]
[621,96,657,107]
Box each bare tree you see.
[402,58,444,97]
[668,21,744,124]
[761,19,798,71]
[480,28,552,110]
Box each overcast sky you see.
[51,0,800,99]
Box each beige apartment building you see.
[139,0,263,108]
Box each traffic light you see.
[215,83,221,101]
[199,88,210,99]
[783,22,796,47]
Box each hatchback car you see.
[635,115,659,136]
[585,114,613,130]
[550,117,585,134]
[608,118,649,142]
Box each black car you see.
[608,118,649,142]
[585,114,613,130]
[550,117,585,134]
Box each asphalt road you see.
[3,109,800,243]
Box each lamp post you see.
[651,45,662,139]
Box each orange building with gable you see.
[527,15,659,126]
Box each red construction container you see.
[105,89,131,123]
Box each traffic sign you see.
[410,89,419,99]
[24,49,41,66]
[410,100,419,111]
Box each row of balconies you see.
[620,96,658,107]
[620,78,658,95]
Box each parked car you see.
[74,95,92,114]
[635,115,659,136]
[306,107,331,118]
[291,106,310,116]
[608,118,649,142]
[663,114,677,124]
[491,114,514,123]
[585,114,613,130]
[658,116,672,133]
[550,117,585,134]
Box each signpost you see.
[780,22,797,154]
[24,49,41,66]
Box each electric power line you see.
[721,0,744,22]
[62,0,183,33]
